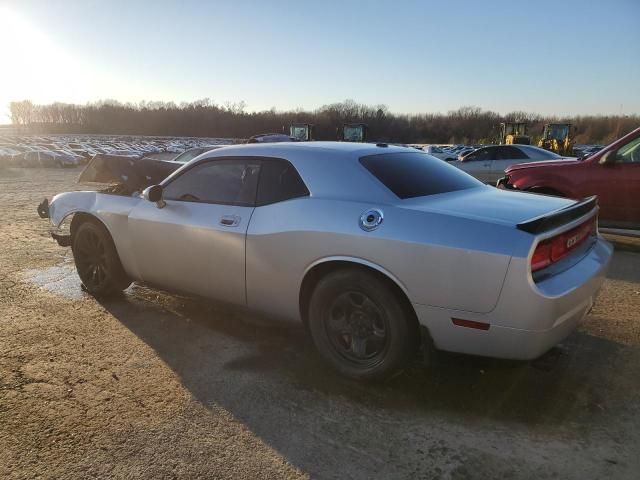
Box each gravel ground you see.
[1,167,639,480]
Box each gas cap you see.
[359,209,384,232]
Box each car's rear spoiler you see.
[516,196,598,234]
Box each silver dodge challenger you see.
[38,142,613,380]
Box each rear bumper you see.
[413,237,612,360]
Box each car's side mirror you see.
[143,184,165,207]
[599,150,616,166]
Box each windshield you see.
[545,125,569,140]
[344,125,365,142]
[173,148,205,163]
[290,126,310,141]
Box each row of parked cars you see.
[0,134,230,168]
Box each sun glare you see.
[0,6,93,122]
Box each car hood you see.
[505,157,579,173]
[401,186,576,226]
[78,154,181,193]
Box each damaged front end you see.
[37,154,182,247]
[77,154,181,195]
[37,197,73,246]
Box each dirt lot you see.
[1,167,640,480]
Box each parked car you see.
[498,127,640,231]
[454,145,569,183]
[39,142,611,379]
[20,150,81,168]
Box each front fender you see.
[48,191,99,228]
[510,174,573,197]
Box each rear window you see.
[359,152,482,199]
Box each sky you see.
[0,0,639,123]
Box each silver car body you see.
[45,142,612,360]
[454,145,574,183]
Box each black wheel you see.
[308,269,416,380]
[72,220,130,296]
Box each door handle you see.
[220,215,241,227]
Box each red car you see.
[498,127,640,232]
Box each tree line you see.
[8,99,639,145]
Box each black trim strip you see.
[517,196,598,234]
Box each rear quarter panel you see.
[246,197,530,323]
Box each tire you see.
[72,219,131,296]
[308,269,416,380]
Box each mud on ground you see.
[1,167,639,479]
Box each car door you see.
[245,158,311,318]
[600,136,640,227]
[127,158,261,304]
[458,147,496,183]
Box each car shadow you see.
[98,283,629,428]
[91,282,640,478]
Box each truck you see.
[498,126,640,234]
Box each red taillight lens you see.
[531,218,595,273]
[531,240,552,272]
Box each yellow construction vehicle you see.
[499,122,530,145]
[538,123,575,156]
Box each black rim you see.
[75,228,109,290]
[324,291,389,367]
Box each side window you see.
[163,159,260,206]
[465,149,492,161]
[256,159,309,206]
[616,137,640,164]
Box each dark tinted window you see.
[360,152,482,199]
[464,148,494,161]
[497,146,528,160]
[256,159,309,206]
[520,146,561,160]
[163,159,260,205]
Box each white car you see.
[453,145,574,184]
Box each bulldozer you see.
[342,123,368,142]
[499,122,530,145]
[538,123,575,156]
[289,123,314,141]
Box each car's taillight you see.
[531,218,596,273]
